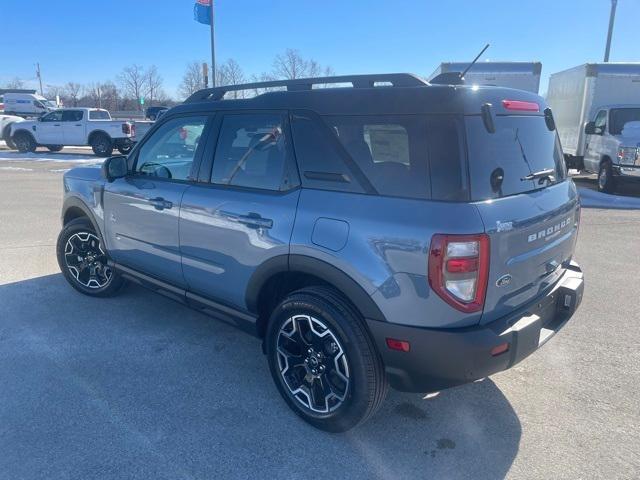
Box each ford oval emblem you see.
[496,274,512,287]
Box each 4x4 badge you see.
[496,274,512,287]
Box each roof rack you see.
[184,73,428,103]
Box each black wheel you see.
[91,133,113,157]
[56,218,124,297]
[117,144,132,155]
[266,287,387,432]
[149,114,156,121]
[2,125,17,150]
[598,161,616,193]
[13,131,36,153]
[46,145,64,152]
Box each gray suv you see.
[57,74,584,432]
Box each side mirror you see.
[584,121,596,135]
[102,155,128,182]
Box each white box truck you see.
[0,90,57,117]
[429,61,542,93]
[546,63,640,192]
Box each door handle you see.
[54,124,61,126]
[148,197,173,210]
[236,212,273,229]
[75,124,82,126]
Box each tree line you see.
[2,49,334,112]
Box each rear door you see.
[62,109,85,145]
[103,115,210,285]
[465,110,580,324]
[179,112,300,310]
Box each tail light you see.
[428,234,490,313]
[502,99,539,112]
[122,123,131,135]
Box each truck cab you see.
[583,105,640,192]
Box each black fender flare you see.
[88,129,112,145]
[61,196,103,238]
[245,254,386,322]
[11,128,36,142]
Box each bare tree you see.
[65,82,83,107]
[5,77,25,89]
[179,61,205,99]
[44,85,65,105]
[145,65,164,106]
[88,82,107,108]
[118,64,148,110]
[214,58,247,98]
[272,49,308,79]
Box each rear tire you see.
[265,286,387,432]
[56,217,124,297]
[91,133,113,157]
[14,131,36,153]
[46,145,64,152]
[598,161,616,193]
[117,144,132,155]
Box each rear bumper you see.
[366,261,584,393]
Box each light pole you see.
[210,2,216,87]
[604,0,618,62]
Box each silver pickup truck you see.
[10,108,135,156]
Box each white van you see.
[2,91,57,117]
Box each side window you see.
[427,116,468,201]
[62,110,83,122]
[211,113,295,191]
[134,116,207,181]
[327,115,431,199]
[290,112,365,193]
[41,111,63,122]
[594,110,607,133]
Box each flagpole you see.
[210,1,216,87]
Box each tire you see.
[266,286,388,432]
[13,131,36,153]
[46,145,64,152]
[91,133,113,157]
[598,161,616,193]
[2,125,17,150]
[117,144,132,155]
[149,114,156,121]
[56,217,124,297]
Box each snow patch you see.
[0,151,100,164]
[578,187,640,210]
[0,166,33,171]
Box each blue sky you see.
[2,0,639,97]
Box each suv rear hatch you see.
[465,100,580,324]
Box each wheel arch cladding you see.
[247,255,386,338]
[88,130,111,143]
[62,197,101,235]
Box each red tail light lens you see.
[502,99,539,112]
[428,234,490,313]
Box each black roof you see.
[171,73,546,117]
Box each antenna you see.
[459,43,490,80]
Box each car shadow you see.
[0,273,521,480]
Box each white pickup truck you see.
[10,108,135,156]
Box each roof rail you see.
[184,73,428,103]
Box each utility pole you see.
[604,0,618,62]
[210,1,216,87]
[35,63,43,95]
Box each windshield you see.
[465,115,567,200]
[610,108,640,135]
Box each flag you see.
[194,0,212,25]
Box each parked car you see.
[1,113,24,149]
[547,63,640,192]
[56,73,584,432]
[10,108,135,156]
[145,106,169,121]
[430,61,542,93]
[1,90,57,117]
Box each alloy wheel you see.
[64,232,112,289]
[276,314,350,413]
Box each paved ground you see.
[1,155,639,479]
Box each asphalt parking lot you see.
[1,151,639,479]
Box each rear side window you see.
[89,110,110,120]
[426,117,468,201]
[327,115,431,199]
[62,110,83,122]
[465,115,567,200]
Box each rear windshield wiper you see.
[520,168,556,185]
[521,168,556,184]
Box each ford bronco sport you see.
[57,73,584,432]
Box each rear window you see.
[89,110,110,120]
[465,115,566,201]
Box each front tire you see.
[14,131,36,153]
[91,133,113,157]
[117,144,132,155]
[56,218,124,297]
[266,287,387,432]
[46,145,64,152]
[598,161,616,193]
[2,125,17,149]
